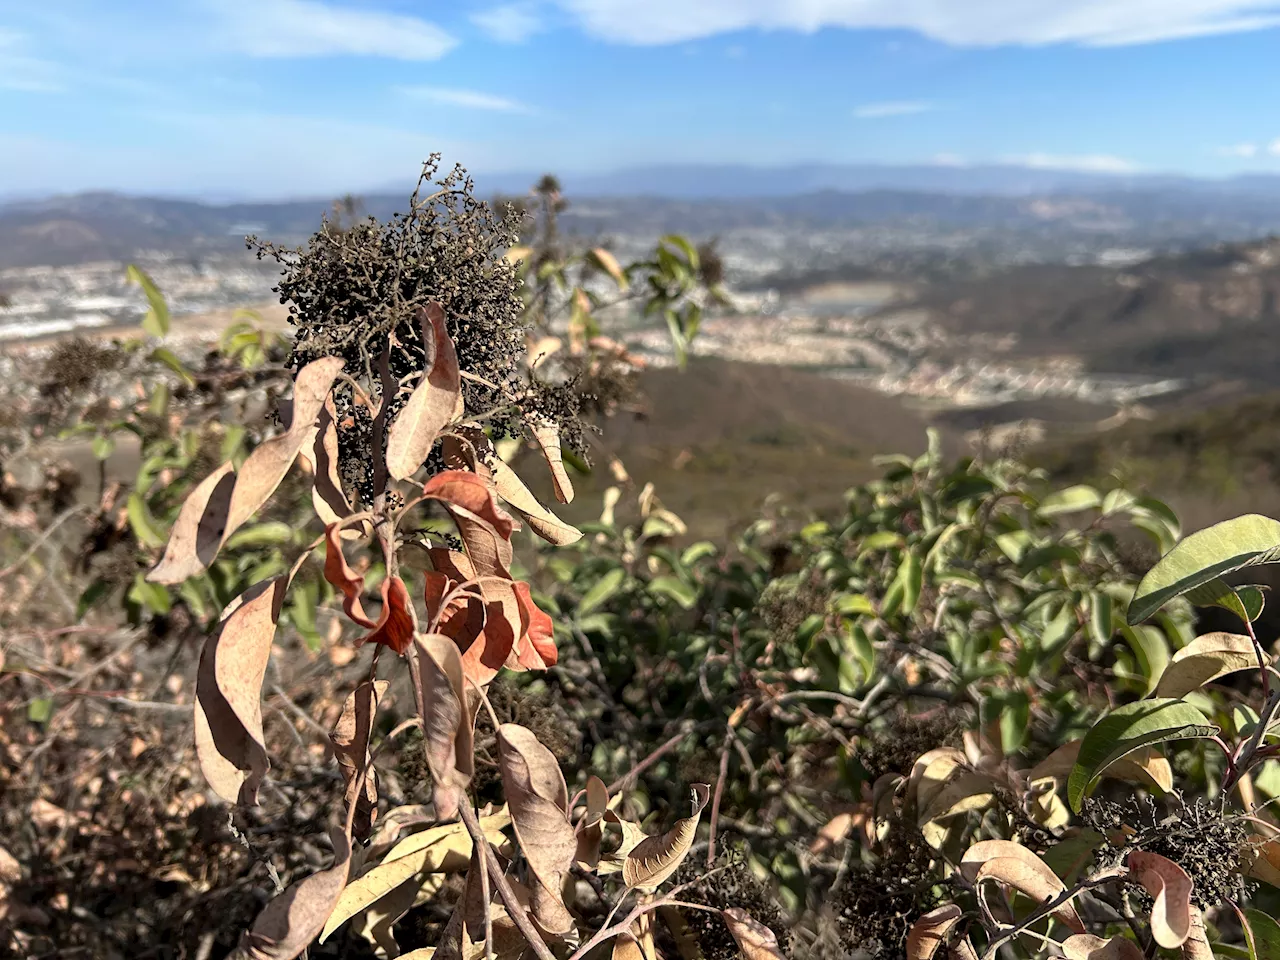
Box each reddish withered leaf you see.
[386,304,462,481]
[194,577,288,804]
[237,825,352,960]
[322,522,376,628]
[355,576,417,655]
[421,471,517,576]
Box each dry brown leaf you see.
[387,304,462,480]
[413,633,474,821]
[589,247,628,289]
[576,775,609,868]
[236,825,352,960]
[530,417,573,504]
[490,454,583,546]
[227,356,344,535]
[354,576,417,655]
[1245,835,1280,887]
[330,680,388,841]
[323,521,376,627]
[1127,850,1193,948]
[722,907,787,960]
[960,840,1085,933]
[1062,934,1145,960]
[623,783,711,892]
[906,904,963,960]
[308,395,359,532]
[918,772,995,827]
[950,939,979,960]
[497,723,576,936]
[194,577,287,804]
[147,461,235,584]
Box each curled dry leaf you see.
[960,840,1085,933]
[918,772,995,830]
[576,775,609,868]
[330,680,388,841]
[235,825,352,960]
[490,452,583,546]
[950,940,979,960]
[306,395,360,534]
[195,577,288,804]
[150,356,343,583]
[1062,935,1145,960]
[722,907,787,960]
[387,304,462,481]
[530,417,574,504]
[322,524,416,654]
[907,747,968,815]
[623,783,711,892]
[1127,850,1193,948]
[421,470,517,576]
[497,723,577,936]
[147,461,235,584]
[1153,632,1260,699]
[412,633,474,822]
[1245,835,1280,888]
[906,904,963,960]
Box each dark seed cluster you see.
[1083,793,1252,908]
[673,850,788,960]
[251,155,587,503]
[857,712,965,783]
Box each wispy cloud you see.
[218,0,457,59]
[1271,139,1280,156]
[396,85,533,113]
[551,0,1280,47]
[853,100,933,119]
[1007,152,1139,173]
[1218,142,1260,158]
[471,3,543,43]
[0,29,65,93]
[932,153,967,167]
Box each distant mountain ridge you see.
[6,162,1280,269]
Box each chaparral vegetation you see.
[3,160,1280,960]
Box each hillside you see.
[902,236,1280,386]
[555,358,933,539]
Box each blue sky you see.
[3,0,1280,197]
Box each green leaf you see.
[1119,624,1170,696]
[897,552,922,617]
[127,572,172,616]
[1089,591,1113,646]
[126,492,166,549]
[649,575,698,609]
[223,522,294,551]
[1245,909,1280,960]
[91,434,115,461]
[1185,578,1265,624]
[1129,514,1280,624]
[76,579,113,619]
[998,691,1031,753]
[1037,484,1102,517]
[27,698,53,725]
[861,531,903,552]
[148,346,195,387]
[1067,698,1218,811]
[680,541,717,566]
[126,264,171,337]
[577,567,625,617]
[833,593,876,617]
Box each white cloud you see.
[1007,152,1139,173]
[853,100,933,118]
[396,86,533,113]
[550,0,1280,47]
[218,0,457,59]
[931,152,967,166]
[1270,139,1280,156]
[1218,142,1260,157]
[471,3,543,43]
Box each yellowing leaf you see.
[321,816,507,944]
[387,304,462,481]
[490,454,583,546]
[1029,741,1173,795]
[530,417,574,504]
[1154,632,1261,698]
[588,247,629,291]
[908,747,968,815]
